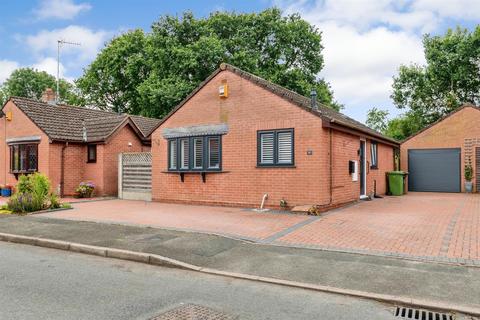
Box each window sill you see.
[162,170,229,183]
[256,165,296,169]
[370,166,378,170]
[10,170,37,174]
[163,170,228,174]
[87,161,97,164]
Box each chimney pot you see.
[310,90,317,111]
[41,88,56,104]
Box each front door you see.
[359,140,366,196]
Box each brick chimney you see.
[41,88,56,104]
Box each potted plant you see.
[465,165,473,193]
[75,181,95,198]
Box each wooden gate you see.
[118,152,152,201]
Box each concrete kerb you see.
[0,231,479,318]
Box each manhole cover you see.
[151,304,233,320]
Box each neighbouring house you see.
[0,90,161,196]
[150,63,399,209]
[401,104,480,193]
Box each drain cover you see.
[151,304,233,320]
[394,306,453,320]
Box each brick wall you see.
[401,106,480,192]
[0,101,50,187]
[151,69,394,208]
[102,124,144,196]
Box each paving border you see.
[0,231,478,317]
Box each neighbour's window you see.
[10,144,38,173]
[167,136,222,171]
[87,144,97,163]
[257,129,294,167]
[370,141,378,169]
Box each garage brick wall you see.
[151,69,394,209]
[401,106,480,192]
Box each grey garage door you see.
[408,148,461,192]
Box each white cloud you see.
[24,25,110,62]
[35,0,91,20]
[0,60,20,84]
[413,0,480,20]
[32,57,73,82]
[275,0,455,121]
[319,22,425,104]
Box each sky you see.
[0,0,478,122]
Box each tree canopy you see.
[367,26,480,140]
[0,68,82,106]
[76,8,340,118]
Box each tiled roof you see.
[8,97,161,143]
[154,63,399,145]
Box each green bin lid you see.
[387,171,407,175]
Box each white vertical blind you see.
[277,131,293,164]
[208,137,220,169]
[260,133,274,164]
[169,140,177,169]
[180,139,189,169]
[194,138,203,169]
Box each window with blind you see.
[257,129,294,167]
[370,141,378,169]
[10,143,38,173]
[167,135,222,171]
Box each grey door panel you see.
[408,148,461,192]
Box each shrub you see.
[465,165,473,181]
[76,181,95,198]
[49,193,61,209]
[7,193,45,214]
[7,173,52,213]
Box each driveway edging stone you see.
[0,231,478,318]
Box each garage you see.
[401,104,480,193]
[408,149,461,192]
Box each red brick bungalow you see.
[151,64,399,209]
[0,92,161,196]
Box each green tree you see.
[366,107,424,141]
[77,8,340,117]
[1,68,82,106]
[366,107,389,132]
[392,26,480,125]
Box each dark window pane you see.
[27,145,37,171]
[87,144,97,163]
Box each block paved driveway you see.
[41,193,480,265]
